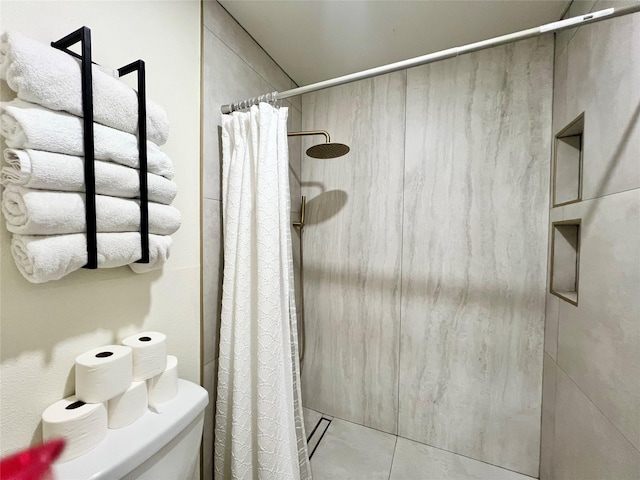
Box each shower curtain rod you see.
[221,2,640,114]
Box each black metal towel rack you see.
[51,26,150,268]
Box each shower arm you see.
[287,130,330,143]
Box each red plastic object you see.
[0,439,65,480]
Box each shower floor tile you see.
[310,418,396,479]
[303,407,323,437]
[306,414,535,480]
[389,436,534,480]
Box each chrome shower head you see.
[287,130,350,159]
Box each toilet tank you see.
[53,379,209,480]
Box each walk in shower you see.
[203,1,640,478]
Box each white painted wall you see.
[0,0,201,457]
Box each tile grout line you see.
[387,435,399,480]
[395,67,408,439]
[319,411,394,437]
[392,432,536,479]
[540,24,559,475]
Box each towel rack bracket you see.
[51,26,98,269]
[51,28,151,268]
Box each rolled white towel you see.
[0,100,174,179]
[0,31,169,145]
[11,232,172,283]
[2,184,181,235]
[2,149,177,205]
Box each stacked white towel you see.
[0,31,169,145]
[2,149,177,204]
[11,233,172,283]
[1,100,174,179]
[2,185,181,235]
[0,32,179,283]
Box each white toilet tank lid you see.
[53,379,208,480]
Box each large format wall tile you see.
[539,354,557,480]
[399,37,553,477]
[300,72,406,434]
[554,366,640,479]
[556,189,640,450]
[202,199,223,366]
[202,29,301,202]
[202,29,272,201]
[544,294,559,361]
[554,12,640,199]
[288,105,302,212]
[203,0,292,95]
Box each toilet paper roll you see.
[122,332,167,381]
[107,381,148,429]
[42,396,107,463]
[75,345,133,403]
[147,355,179,406]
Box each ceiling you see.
[219,0,570,87]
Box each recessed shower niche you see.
[550,220,581,305]
[553,114,584,207]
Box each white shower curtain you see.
[215,103,311,480]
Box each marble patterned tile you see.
[399,37,553,477]
[288,104,302,211]
[291,221,303,325]
[203,0,292,94]
[310,419,396,480]
[202,360,217,480]
[560,11,640,198]
[539,354,558,480]
[202,29,272,201]
[556,190,640,450]
[390,437,532,480]
[554,366,640,479]
[202,199,222,365]
[544,294,559,360]
[300,72,406,435]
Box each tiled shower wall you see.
[540,2,640,479]
[200,2,302,479]
[300,36,553,477]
